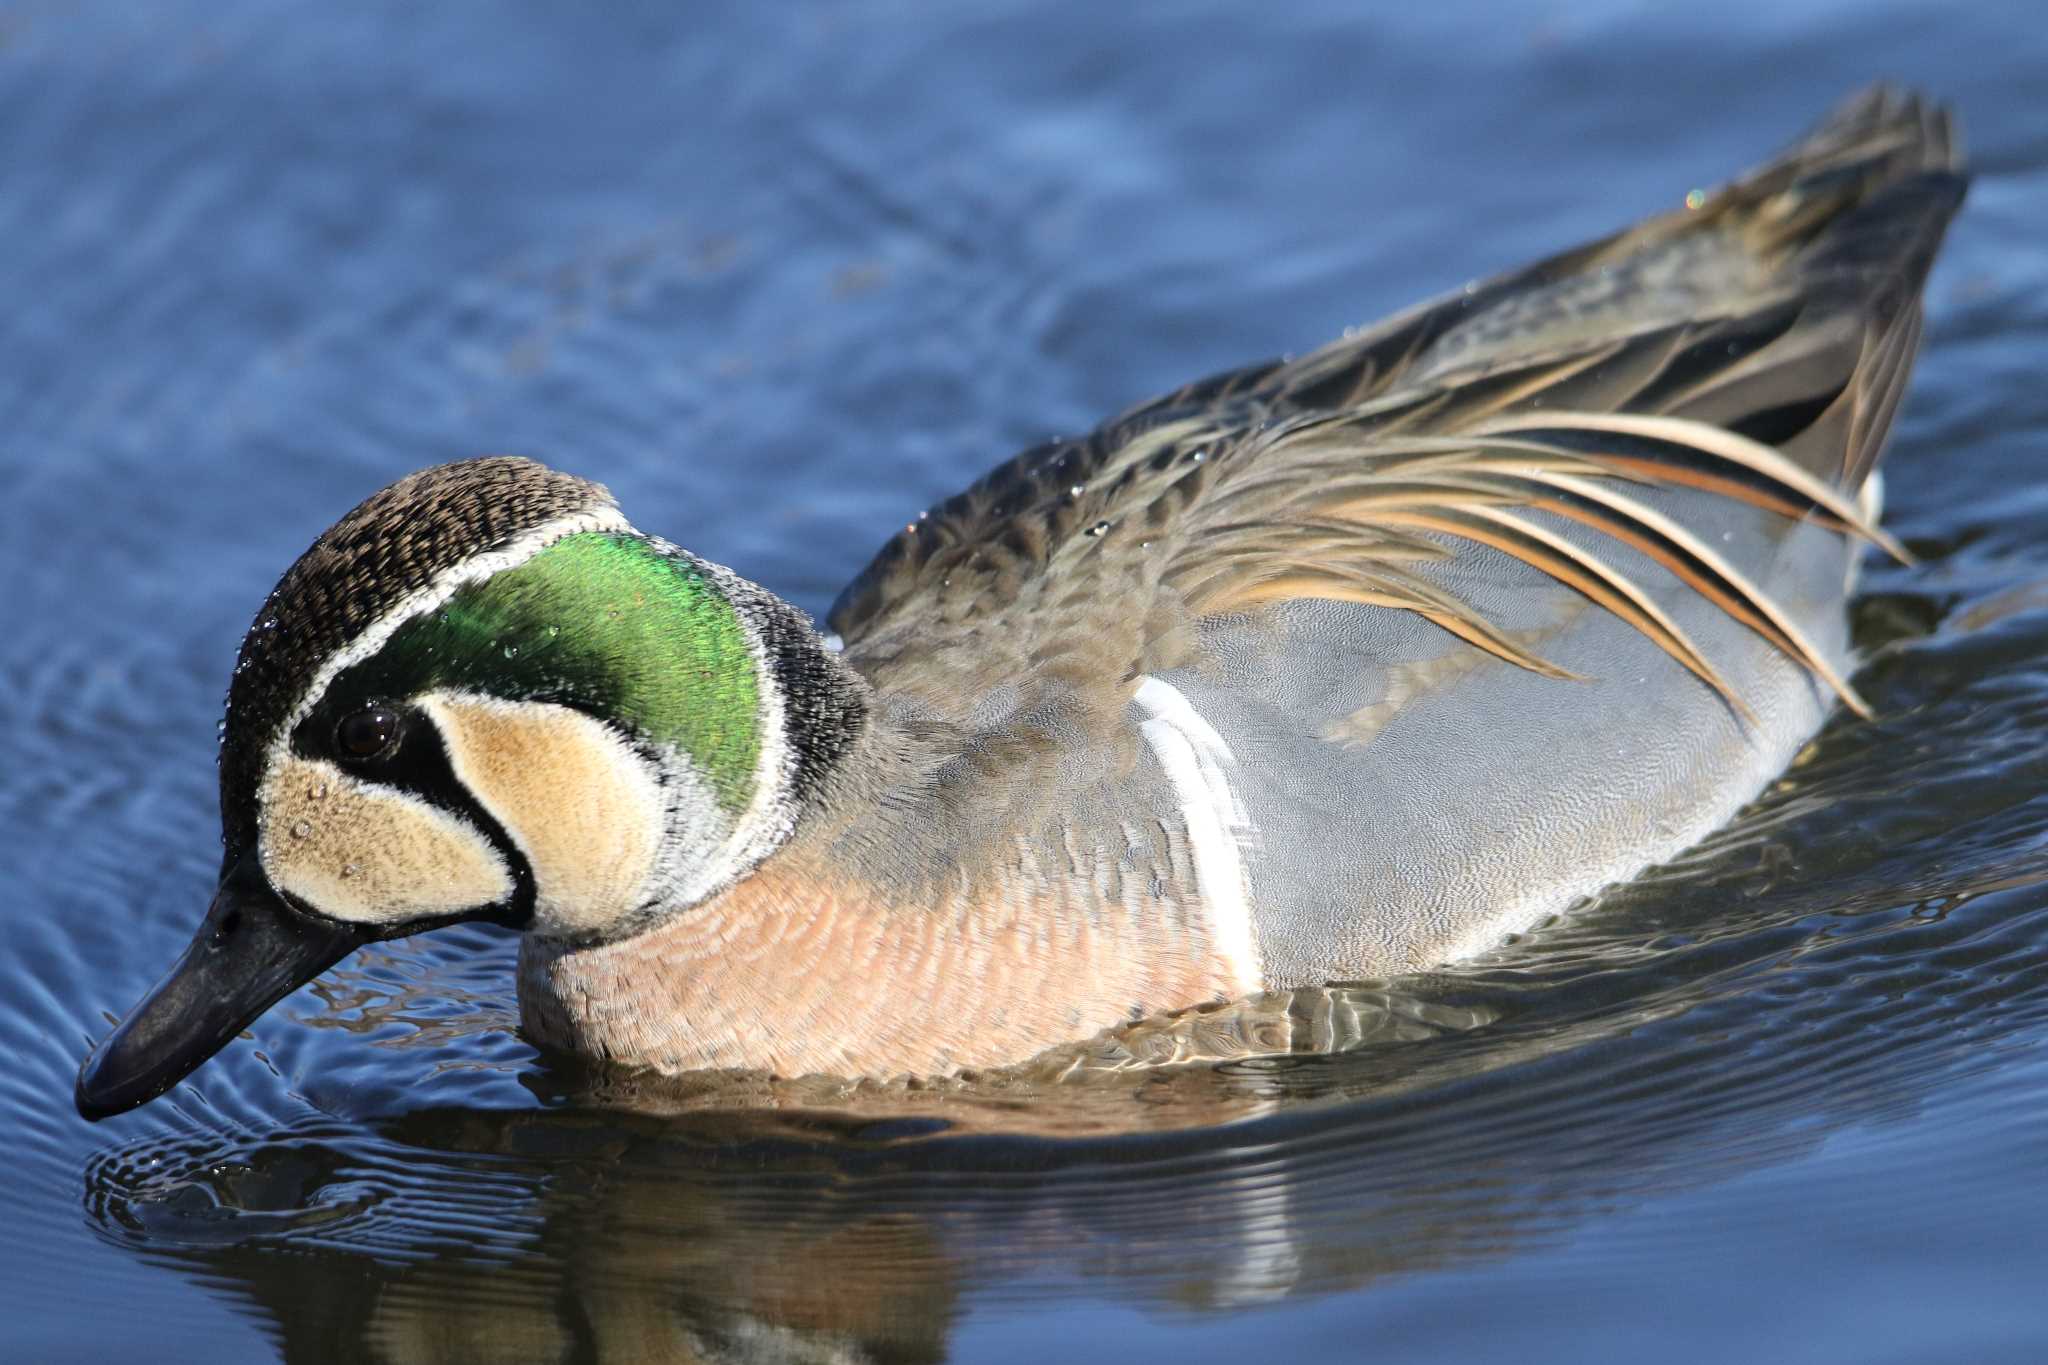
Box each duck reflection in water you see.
[81,932,1975,1365]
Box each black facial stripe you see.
[289,701,537,928]
[218,458,615,859]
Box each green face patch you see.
[315,533,763,814]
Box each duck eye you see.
[337,705,401,759]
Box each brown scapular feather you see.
[827,88,1965,725]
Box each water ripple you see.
[9,2,2048,1360]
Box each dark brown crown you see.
[218,457,616,856]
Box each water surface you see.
[7,2,2048,1360]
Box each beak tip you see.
[67,857,368,1122]
[74,1081,115,1123]
[74,1046,150,1122]
[75,1071,118,1124]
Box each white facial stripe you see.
[258,756,513,923]
[253,508,631,925]
[422,693,665,937]
[1133,676,1262,994]
[272,506,632,762]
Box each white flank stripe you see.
[1133,676,1262,994]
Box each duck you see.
[76,88,1965,1120]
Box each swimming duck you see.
[77,88,1965,1119]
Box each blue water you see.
[7,2,2048,1360]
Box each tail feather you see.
[1262,85,1969,495]
[1589,85,1967,489]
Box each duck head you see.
[76,457,859,1119]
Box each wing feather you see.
[828,88,1965,725]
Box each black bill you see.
[75,857,366,1120]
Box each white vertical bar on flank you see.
[1133,676,1261,994]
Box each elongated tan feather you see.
[1537,472,1873,716]
[1442,503,1756,723]
[828,89,1963,732]
[1477,411,1913,562]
